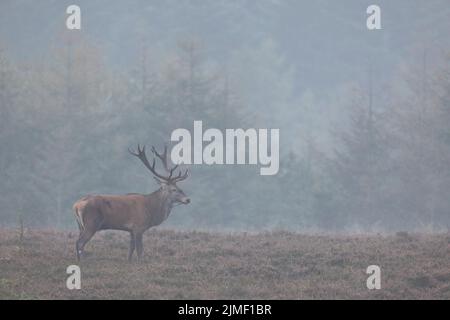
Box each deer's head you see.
[129,145,190,205]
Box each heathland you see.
[0,229,449,299]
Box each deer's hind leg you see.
[76,229,96,261]
[75,212,101,261]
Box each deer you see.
[72,145,190,262]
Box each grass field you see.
[0,228,449,299]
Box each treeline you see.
[0,34,449,232]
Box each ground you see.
[0,228,449,299]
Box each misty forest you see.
[1,0,450,233]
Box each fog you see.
[1,0,450,232]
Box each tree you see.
[331,81,391,230]
[385,51,450,230]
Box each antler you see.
[171,168,189,183]
[129,144,189,183]
[128,144,169,181]
[151,145,179,179]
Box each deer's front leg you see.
[128,232,136,262]
[136,233,144,261]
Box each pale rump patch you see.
[73,200,88,231]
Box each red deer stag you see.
[72,145,190,261]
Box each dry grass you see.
[0,228,449,299]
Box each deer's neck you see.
[146,189,173,225]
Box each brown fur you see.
[73,186,188,261]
